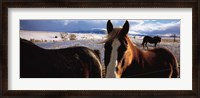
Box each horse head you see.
[103,20,134,78]
[154,36,161,43]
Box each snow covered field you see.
[20,30,105,42]
[20,30,106,67]
[20,30,180,78]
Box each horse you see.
[103,20,179,78]
[20,38,102,78]
[142,36,161,49]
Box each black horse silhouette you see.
[142,36,161,49]
[20,38,102,78]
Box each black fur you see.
[20,38,102,78]
[142,36,161,49]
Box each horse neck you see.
[125,36,143,64]
[126,36,138,53]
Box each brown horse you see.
[103,20,179,78]
[142,36,161,49]
[20,38,102,78]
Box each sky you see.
[20,19,180,36]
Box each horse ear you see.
[121,20,129,36]
[107,20,113,34]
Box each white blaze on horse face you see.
[106,38,121,78]
[114,60,121,78]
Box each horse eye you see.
[117,44,126,62]
[122,45,127,50]
[124,40,128,45]
[121,41,127,49]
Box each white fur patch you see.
[114,60,121,78]
[106,39,121,78]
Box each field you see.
[20,30,180,78]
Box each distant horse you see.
[20,38,102,78]
[142,36,161,49]
[103,20,179,78]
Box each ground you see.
[20,30,180,78]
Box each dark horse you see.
[20,38,102,78]
[142,36,161,49]
[103,20,179,78]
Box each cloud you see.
[62,20,78,26]
[91,28,106,31]
[63,20,70,25]
[20,19,180,35]
[128,31,141,35]
[130,21,180,33]
[129,20,145,25]
[51,20,78,26]
[60,20,125,26]
[89,20,107,24]
[60,20,106,26]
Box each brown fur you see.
[104,20,179,78]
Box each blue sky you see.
[20,19,180,35]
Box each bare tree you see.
[173,34,176,42]
[69,34,76,40]
[60,32,68,41]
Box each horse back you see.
[143,36,161,43]
[122,48,178,78]
[54,47,102,77]
[143,48,178,76]
[20,38,102,78]
[143,48,176,66]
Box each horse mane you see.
[94,50,101,60]
[154,36,161,42]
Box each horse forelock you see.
[101,28,122,43]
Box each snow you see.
[20,30,180,78]
[20,30,63,41]
[20,30,105,42]
[20,30,106,67]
